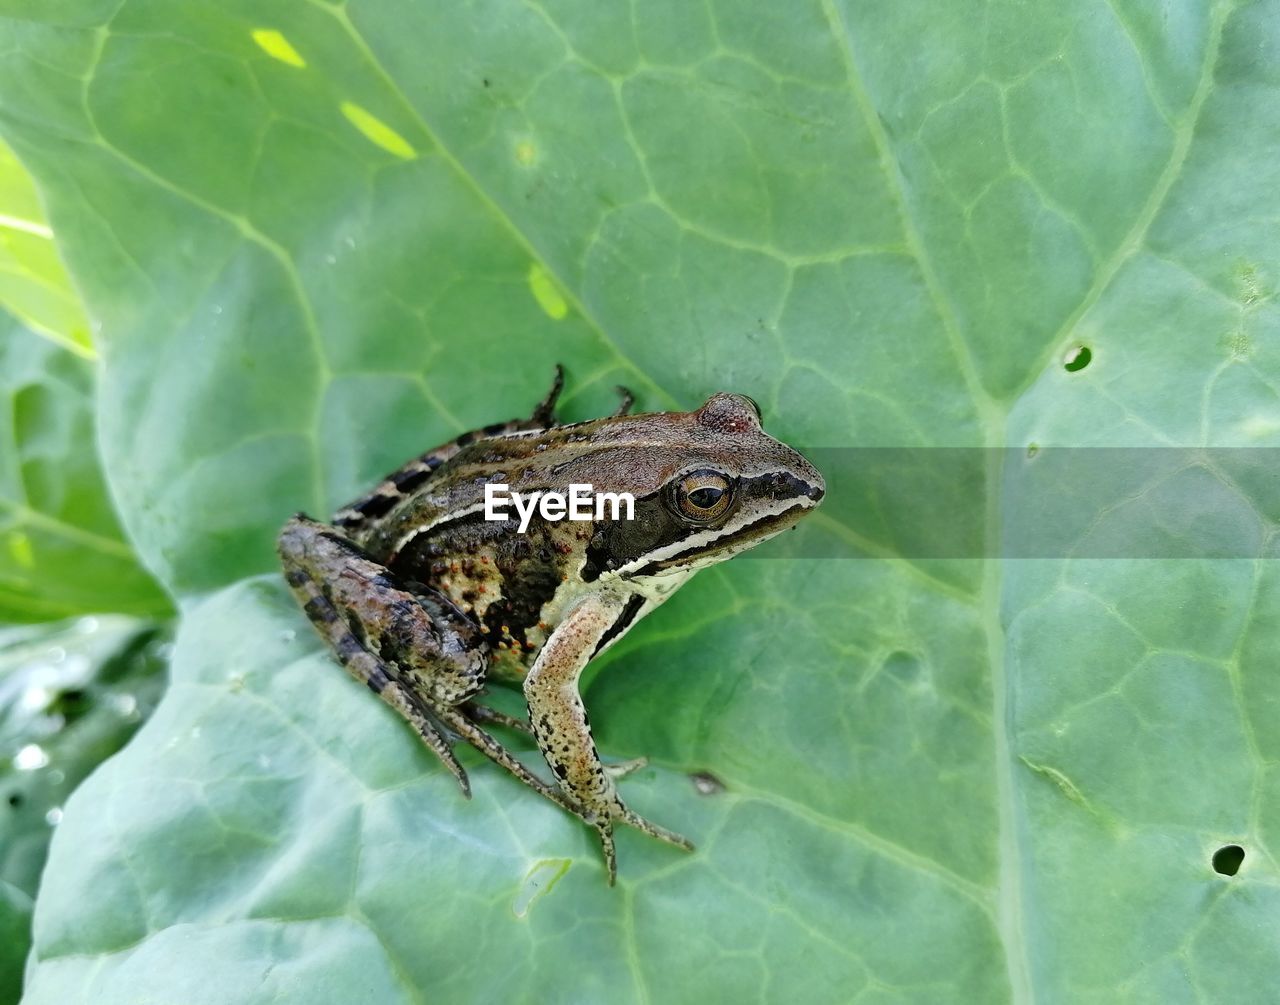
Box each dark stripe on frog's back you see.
[356,419,628,557]
[332,416,550,537]
[389,509,574,661]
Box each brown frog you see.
[278,369,825,883]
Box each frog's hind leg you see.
[279,515,484,794]
[280,514,608,827]
[371,674,472,797]
[463,704,650,786]
[432,704,579,816]
[281,570,472,796]
[445,703,651,840]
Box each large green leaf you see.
[2,0,1277,1000]
[0,316,169,621]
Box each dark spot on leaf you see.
[48,687,90,722]
[7,793,21,808]
[1213,844,1244,876]
[690,771,725,796]
[883,650,923,683]
[1064,346,1092,372]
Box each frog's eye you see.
[669,468,735,523]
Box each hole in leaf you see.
[6,793,21,808]
[1212,844,1245,876]
[690,771,726,796]
[1063,346,1092,372]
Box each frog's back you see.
[350,410,710,560]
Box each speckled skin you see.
[278,371,824,883]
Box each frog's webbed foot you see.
[447,705,690,885]
[604,756,647,780]
[589,805,695,886]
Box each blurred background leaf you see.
[0,315,170,621]
[0,616,169,1002]
[0,140,92,359]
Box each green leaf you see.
[2,0,1278,1001]
[0,877,32,1004]
[0,316,170,621]
[0,139,94,358]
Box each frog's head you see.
[594,393,825,582]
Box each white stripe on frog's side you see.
[388,502,488,559]
[611,493,817,580]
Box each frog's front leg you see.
[524,592,694,884]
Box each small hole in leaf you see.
[1212,844,1245,876]
[690,771,726,796]
[6,793,21,808]
[1063,346,1092,372]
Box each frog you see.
[278,368,825,883]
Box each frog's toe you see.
[593,821,618,886]
[604,756,648,780]
[530,364,565,425]
[619,806,694,853]
[433,736,471,798]
[588,805,692,884]
[612,385,635,416]
[462,701,533,736]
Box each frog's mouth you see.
[626,498,816,579]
